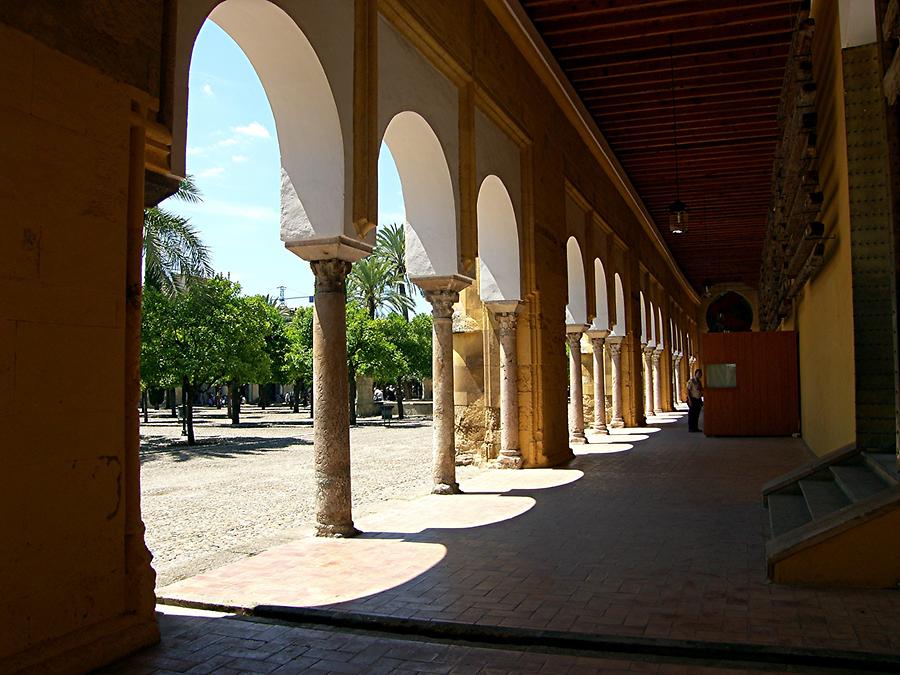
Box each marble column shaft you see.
[426,289,462,494]
[495,310,522,468]
[590,337,608,434]
[567,330,587,443]
[311,259,358,537]
[643,347,655,418]
[607,338,625,428]
[652,350,663,414]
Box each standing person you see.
[687,369,704,433]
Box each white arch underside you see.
[383,111,458,278]
[566,237,587,325]
[612,273,626,336]
[207,0,345,243]
[592,259,609,331]
[478,175,521,302]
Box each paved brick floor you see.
[103,605,787,674]
[159,412,900,657]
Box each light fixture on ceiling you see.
[667,36,688,235]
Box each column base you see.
[433,482,462,495]
[591,423,609,434]
[610,418,625,428]
[315,523,361,538]
[653,408,663,415]
[569,432,587,445]
[497,453,523,469]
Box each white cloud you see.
[232,121,271,139]
[202,83,214,97]
[231,154,249,163]
[198,166,225,178]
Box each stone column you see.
[673,353,683,403]
[652,348,663,414]
[643,346,656,418]
[414,275,472,494]
[587,330,609,434]
[487,302,522,468]
[607,337,625,428]
[311,259,359,537]
[566,327,588,444]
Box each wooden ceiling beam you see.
[542,4,794,46]
[555,20,792,63]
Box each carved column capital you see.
[651,351,661,365]
[565,330,584,350]
[311,259,352,292]
[424,289,459,320]
[493,311,519,337]
[606,340,622,357]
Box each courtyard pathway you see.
[141,407,483,587]
[156,411,900,662]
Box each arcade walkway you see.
[134,414,900,670]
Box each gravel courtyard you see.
[141,406,485,588]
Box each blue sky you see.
[167,20,415,310]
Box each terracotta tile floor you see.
[159,412,900,657]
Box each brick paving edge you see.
[156,597,900,672]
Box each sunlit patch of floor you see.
[357,492,537,533]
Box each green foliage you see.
[374,222,420,320]
[347,255,415,319]
[380,313,432,380]
[140,277,271,391]
[251,297,289,384]
[143,176,212,297]
[283,305,314,384]
[346,302,407,382]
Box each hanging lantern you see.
[668,199,688,234]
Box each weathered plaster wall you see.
[793,0,857,456]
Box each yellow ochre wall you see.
[791,0,856,456]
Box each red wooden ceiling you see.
[520,0,802,291]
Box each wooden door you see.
[701,331,800,436]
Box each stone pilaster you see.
[607,337,625,428]
[566,328,588,444]
[414,274,472,494]
[311,258,359,537]
[587,331,609,434]
[488,302,522,468]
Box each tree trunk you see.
[396,376,405,420]
[348,366,358,425]
[399,282,410,322]
[259,384,267,409]
[141,389,149,424]
[293,380,301,414]
[230,380,241,425]
[184,379,196,446]
[169,388,177,417]
[309,384,314,419]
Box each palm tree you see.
[143,176,213,297]
[375,223,419,321]
[347,256,415,319]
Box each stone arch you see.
[565,237,587,326]
[173,0,348,243]
[477,175,521,301]
[612,273,627,337]
[639,291,647,343]
[657,307,665,348]
[382,111,458,277]
[592,259,610,331]
[649,301,658,346]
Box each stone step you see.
[864,452,899,485]
[830,464,890,502]
[767,493,811,538]
[798,479,850,520]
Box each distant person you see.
[687,369,704,433]
[373,387,383,402]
